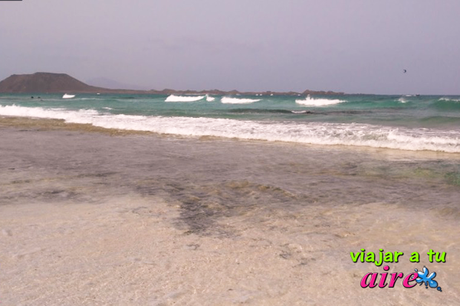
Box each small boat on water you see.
[62,93,75,99]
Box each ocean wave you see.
[295,95,345,106]
[62,94,75,99]
[439,97,460,102]
[221,97,260,104]
[398,97,408,103]
[165,95,205,102]
[79,98,102,101]
[1,105,460,153]
[431,98,460,111]
[206,95,215,102]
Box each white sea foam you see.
[295,95,345,106]
[206,95,215,102]
[2,105,460,153]
[398,97,407,103]
[439,97,460,102]
[165,95,204,102]
[221,97,260,104]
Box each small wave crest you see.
[206,95,215,102]
[221,97,260,104]
[439,97,460,102]
[432,97,460,111]
[1,105,460,153]
[398,97,408,103]
[165,95,205,102]
[295,95,345,106]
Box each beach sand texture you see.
[1,117,459,305]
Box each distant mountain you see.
[0,72,344,95]
[0,72,106,93]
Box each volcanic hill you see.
[0,72,122,94]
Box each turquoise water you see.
[1,93,460,152]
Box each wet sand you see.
[1,117,459,305]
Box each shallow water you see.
[0,126,459,304]
[2,93,460,152]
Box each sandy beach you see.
[3,0,460,304]
[1,117,459,305]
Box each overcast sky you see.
[1,0,460,94]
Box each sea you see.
[1,93,460,303]
[1,93,460,153]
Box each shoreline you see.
[1,115,459,160]
[1,117,459,304]
[0,115,154,136]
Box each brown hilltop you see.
[0,72,133,94]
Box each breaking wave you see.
[165,95,205,102]
[432,98,460,111]
[221,97,261,104]
[1,105,460,153]
[439,97,460,102]
[295,95,345,106]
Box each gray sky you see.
[1,0,460,94]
